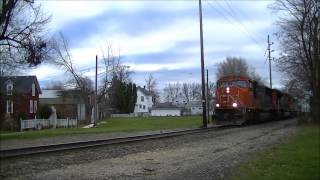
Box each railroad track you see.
[0,125,225,158]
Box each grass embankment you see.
[0,116,202,141]
[232,125,320,180]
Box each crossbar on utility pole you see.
[199,0,207,128]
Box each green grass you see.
[0,116,202,141]
[231,125,320,180]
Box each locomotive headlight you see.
[216,103,220,108]
[232,102,237,108]
[226,87,230,93]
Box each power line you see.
[223,0,266,43]
[204,0,266,49]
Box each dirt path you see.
[1,119,298,180]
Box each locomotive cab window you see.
[231,80,248,88]
[217,81,229,87]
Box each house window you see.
[34,100,38,113]
[6,100,13,113]
[32,83,35,96]
[141,96,144,102]
[30,100,33,113]
[143,105,146,110]
[6,83,13,95]
[139,104,142,109]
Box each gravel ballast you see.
[0,118,298,180]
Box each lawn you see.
[231,124,320,180]
[0,116,202,141]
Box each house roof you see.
[0,76,42,94]
[137,86,153,96]
[40,90,60,98]
[151,102,182,110]
[39,89,86,105]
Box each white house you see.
[186,101,203,115]
[134,87,154,114]
[151,103,182,116]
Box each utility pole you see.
[198,0,207,128]
[267,34,273,89]
[95,55,98,126]
[206,69,210,124]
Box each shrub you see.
[37,105,52,119]
[0,114,17,131]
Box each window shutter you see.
[11,101,13,113]
[30,100,33,113]
[32,83,35,96]
[6,100,9,113]
[34,100,37,113]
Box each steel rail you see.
[0,125,224,158]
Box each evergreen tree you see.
[109,76,137,113]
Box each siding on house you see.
[0,76,41,119]
[134,87,153,113]
[150,102,182,116]
[151,109,181,116]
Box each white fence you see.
[20,118,77,131]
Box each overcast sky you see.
[29,0,282,90]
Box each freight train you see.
[214,75,296,125]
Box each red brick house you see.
[0,76,42,120]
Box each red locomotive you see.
[214,75,295,125]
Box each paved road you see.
[1,118,298,180]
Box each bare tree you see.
[50,33,93,122]
[145,73,157,93]
[144,73,159,103]
[190,83,202,101]
[98,44,132,109]
[0,0,51,75]
[163,82,181,103]
[216,57,264,84]
[181,82,204,102]
[216,57,249,78]
[182,83,190,103]
[272,0,319,121]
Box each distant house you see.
[185,101,203,115]
[0,76,42,119]
[134,86,154,114]
[150,103,182,116]
[39,89,86,120]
